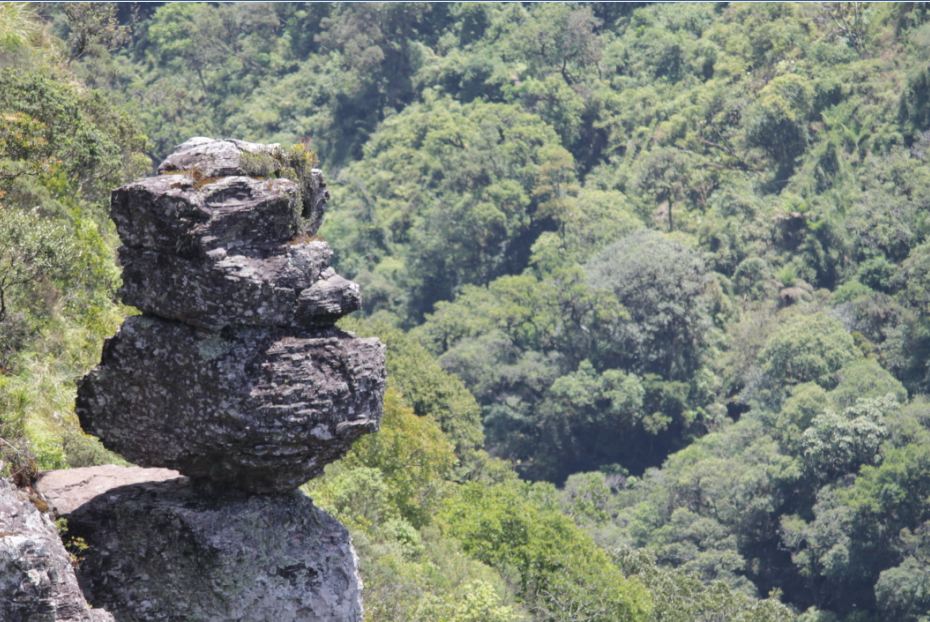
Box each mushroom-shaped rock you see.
[77,316,385,494]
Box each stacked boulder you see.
[36,466,365,621]
[63,138,385,620]
[78,137,385,494]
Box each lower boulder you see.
[0,478,112,622]
[45,468,362,622]
[76,315,385,493]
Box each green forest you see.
[5,2,930,620]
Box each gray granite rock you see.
[76,315,386,494]
[155,136,329,229]
[157,137,278,178]
[50,470,362,622]
[0,478,113,622]
[111,140,351,329]
[118,240,354,330]
[111,174,303,257]
[297,268,362,326]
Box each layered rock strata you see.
[36,466,362,622]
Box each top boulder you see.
[154,137,328,234]
[109,138,355,329]
[158,137,280,178]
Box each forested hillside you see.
[4,3,930,620]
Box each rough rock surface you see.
[77,315,385,494]
[65,475,362,622]
[111,174,304,254]
[155,136,329,228]
[0,478,113,622]
[158,137,279,178]
[117,240,357,331]
[112,145,348,330]
[297,269,363,326]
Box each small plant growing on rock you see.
[56,517,90,567]
[240,143,323,222]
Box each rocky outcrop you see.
[78,137,385,493]
[36,466,362,622]
[0,477,112,622]
[58,137,383,619]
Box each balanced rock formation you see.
[58,137,384,620]
[77,137,385,494]
[36,466,362,622]
[0,478,113,622]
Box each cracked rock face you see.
[0,478,113,622]
[40,468,363,622]
[77,316,385,494]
